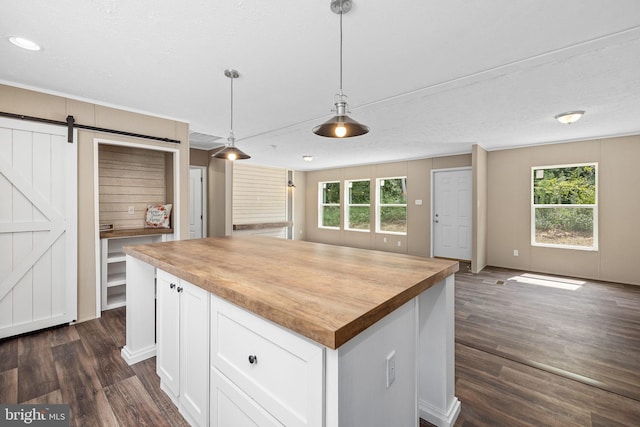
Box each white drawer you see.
[210,295,324,427]
[210,368,283,427]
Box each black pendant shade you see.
[312,113,370,138]
[213,145,251,160]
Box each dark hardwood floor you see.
[439,263,640,426]
[0,308,189,427]
[2,265,639,426]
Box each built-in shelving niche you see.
[96,141,176,312]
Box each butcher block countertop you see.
[123,236,458,349]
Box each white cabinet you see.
[100,234,167,310]
[157,269,210,427]
[209,295,324,427]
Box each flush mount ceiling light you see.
[8,36,41,51]
[555,110,585,125]
[213,69,251,161]
[303,155,314,162]
[313,0,369,138]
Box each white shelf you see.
[107,252,126,263]
[101,233,169,311]
[106,273,126,287]
[105,288,126,309]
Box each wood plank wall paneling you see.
[99,145,167,230]
[232,163,287,236]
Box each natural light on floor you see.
[507,273,585,291]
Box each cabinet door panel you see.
[156,270,180,397]
[180,280,210,426]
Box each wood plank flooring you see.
[0,308,189,427]
[437,264,640,426]
[2,265,639,426]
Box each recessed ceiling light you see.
[8,36,42,51]
[554,110,585,125]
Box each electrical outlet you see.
[397,241,401,247]
[386,350,396,388]
[383,237,387,243]
[127,206,135,215]
[513,249,519,256]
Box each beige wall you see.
[472,144,488,273]
[486,135,640,286]
[292,171,307,240]
[207,157,232,237]
[305,155,472,256]
[0,84,190,322]
[189,148,210,167]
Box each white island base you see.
[122,255,459,426]
[325,275,461,427]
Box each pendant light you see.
[213,69,251,160]
[313,0,369,138]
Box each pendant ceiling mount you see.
[313,0,369,138]
[213,68,251,160]
[331,0,352,14]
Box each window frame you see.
[318,181,341,229]
[375,176,408,235]
[344,179,371,232]
[531,162,598,251]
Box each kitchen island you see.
[123,236,460,427]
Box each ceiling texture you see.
[2,1,640,171]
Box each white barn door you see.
[0,117,77,339]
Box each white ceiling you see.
[2,1,640,171]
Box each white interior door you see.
[433,168,472,260]
[0,117,77,338]
[189,167,204,239]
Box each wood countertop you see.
[100,228,174,239]
[124,236,458,349]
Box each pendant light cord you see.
[339,8,343,96]
[229,76,234,139]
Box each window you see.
[319,181,340,228]
[376,177,407,234]
[345,179,370,231]
[532,163,597,250]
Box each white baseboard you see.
[419,397,461,427]
[121,344,156,365]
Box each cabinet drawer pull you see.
[170,283,176,289]
[177,286,183,293]
[248,355,258,365]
